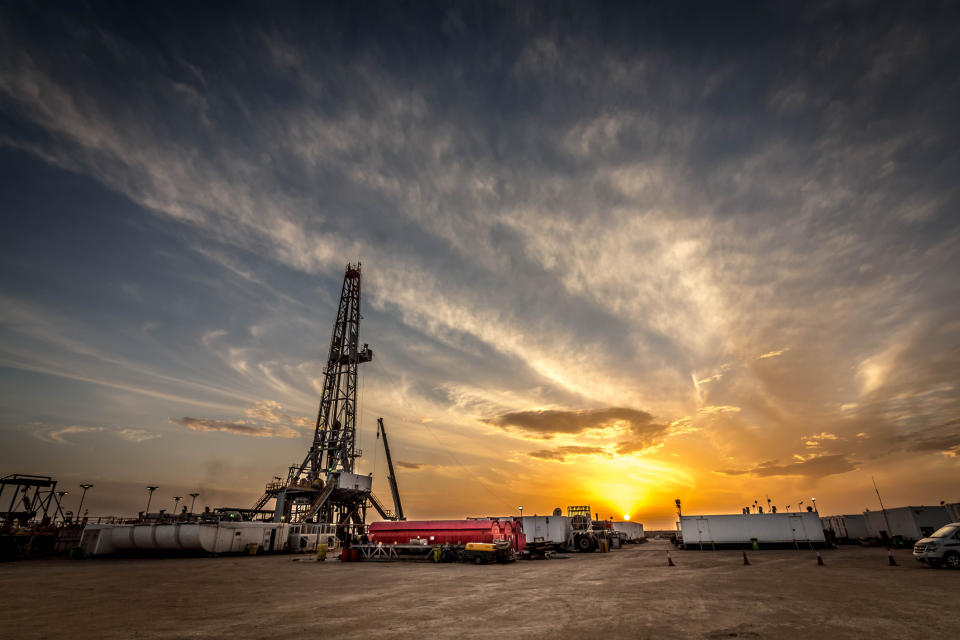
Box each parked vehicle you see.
[462,541,513,564]
[913,522,960,569]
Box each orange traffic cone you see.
[742,551,750,565]
[816,552,824,566]
[667,551,676,566]
[888,550,898,566]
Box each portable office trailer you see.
[519,515,571,548]
[863,506,950,542]
[945,503,960,522]
[612,521,645,542]
[821,514,868,541]
[680,512,825,548]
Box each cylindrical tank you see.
[132,524,157,550]
[154,524,182,550]
[110,525,137,550]
[369,519,526,552]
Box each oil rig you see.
[252,263,403,539]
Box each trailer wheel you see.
[945,552,960,569]
[473,555,484,565]
[577,535,594,552]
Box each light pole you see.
[172,496,183,514]
[145,486,159,516]
[811,497,818,514]
[77,483,93,521]
[518,505,524,519]
[188,492,200,515]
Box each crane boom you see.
[377,417,404,521]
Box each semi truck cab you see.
[913,522,960,568]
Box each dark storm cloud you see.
[717,454,858,478]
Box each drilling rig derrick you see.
[253,263,376,538]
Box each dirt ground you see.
[1,540,957,639]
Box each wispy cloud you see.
[116,428,160,443]
[34,425,104,445]
[528,445,610,462]
[0,4,957,520]
[717,454,858,478]
[170,400,311,438]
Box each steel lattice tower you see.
[254,263,399,534]
[304,263,369,480]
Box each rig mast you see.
[254,263,398,537]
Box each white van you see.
[912,522,960,568]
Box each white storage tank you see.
[80,521,290,556]
[680,512,825,548]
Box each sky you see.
[1,2,958,527]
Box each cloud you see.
[758,348,790,360]
[486,407,661,438]
[34,425,104,445]
[892,418,960,456]
[717,454,857,478]
[116,428,161,443]
[0,4,958,521]
[171,416,298,438]
[528,445,609,462]
[243,400,312,429]
[395,461,427,470]
[171,400,310,438]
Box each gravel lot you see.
[1,540,956,639]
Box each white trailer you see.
[821,514,868,541]
[945,503,960,522]
[612,521,645,542]
[680,512,825,548]
[520,515,572,548]
[863,506,950,542]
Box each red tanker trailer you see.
[368,518,525,552]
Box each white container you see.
[821,514,867,540]
[520,515,571,545]
[944,503,960,523]
[863,506,950,541]
[336,472,373,492]
[612,521,645,542]
[680,512,825,546]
